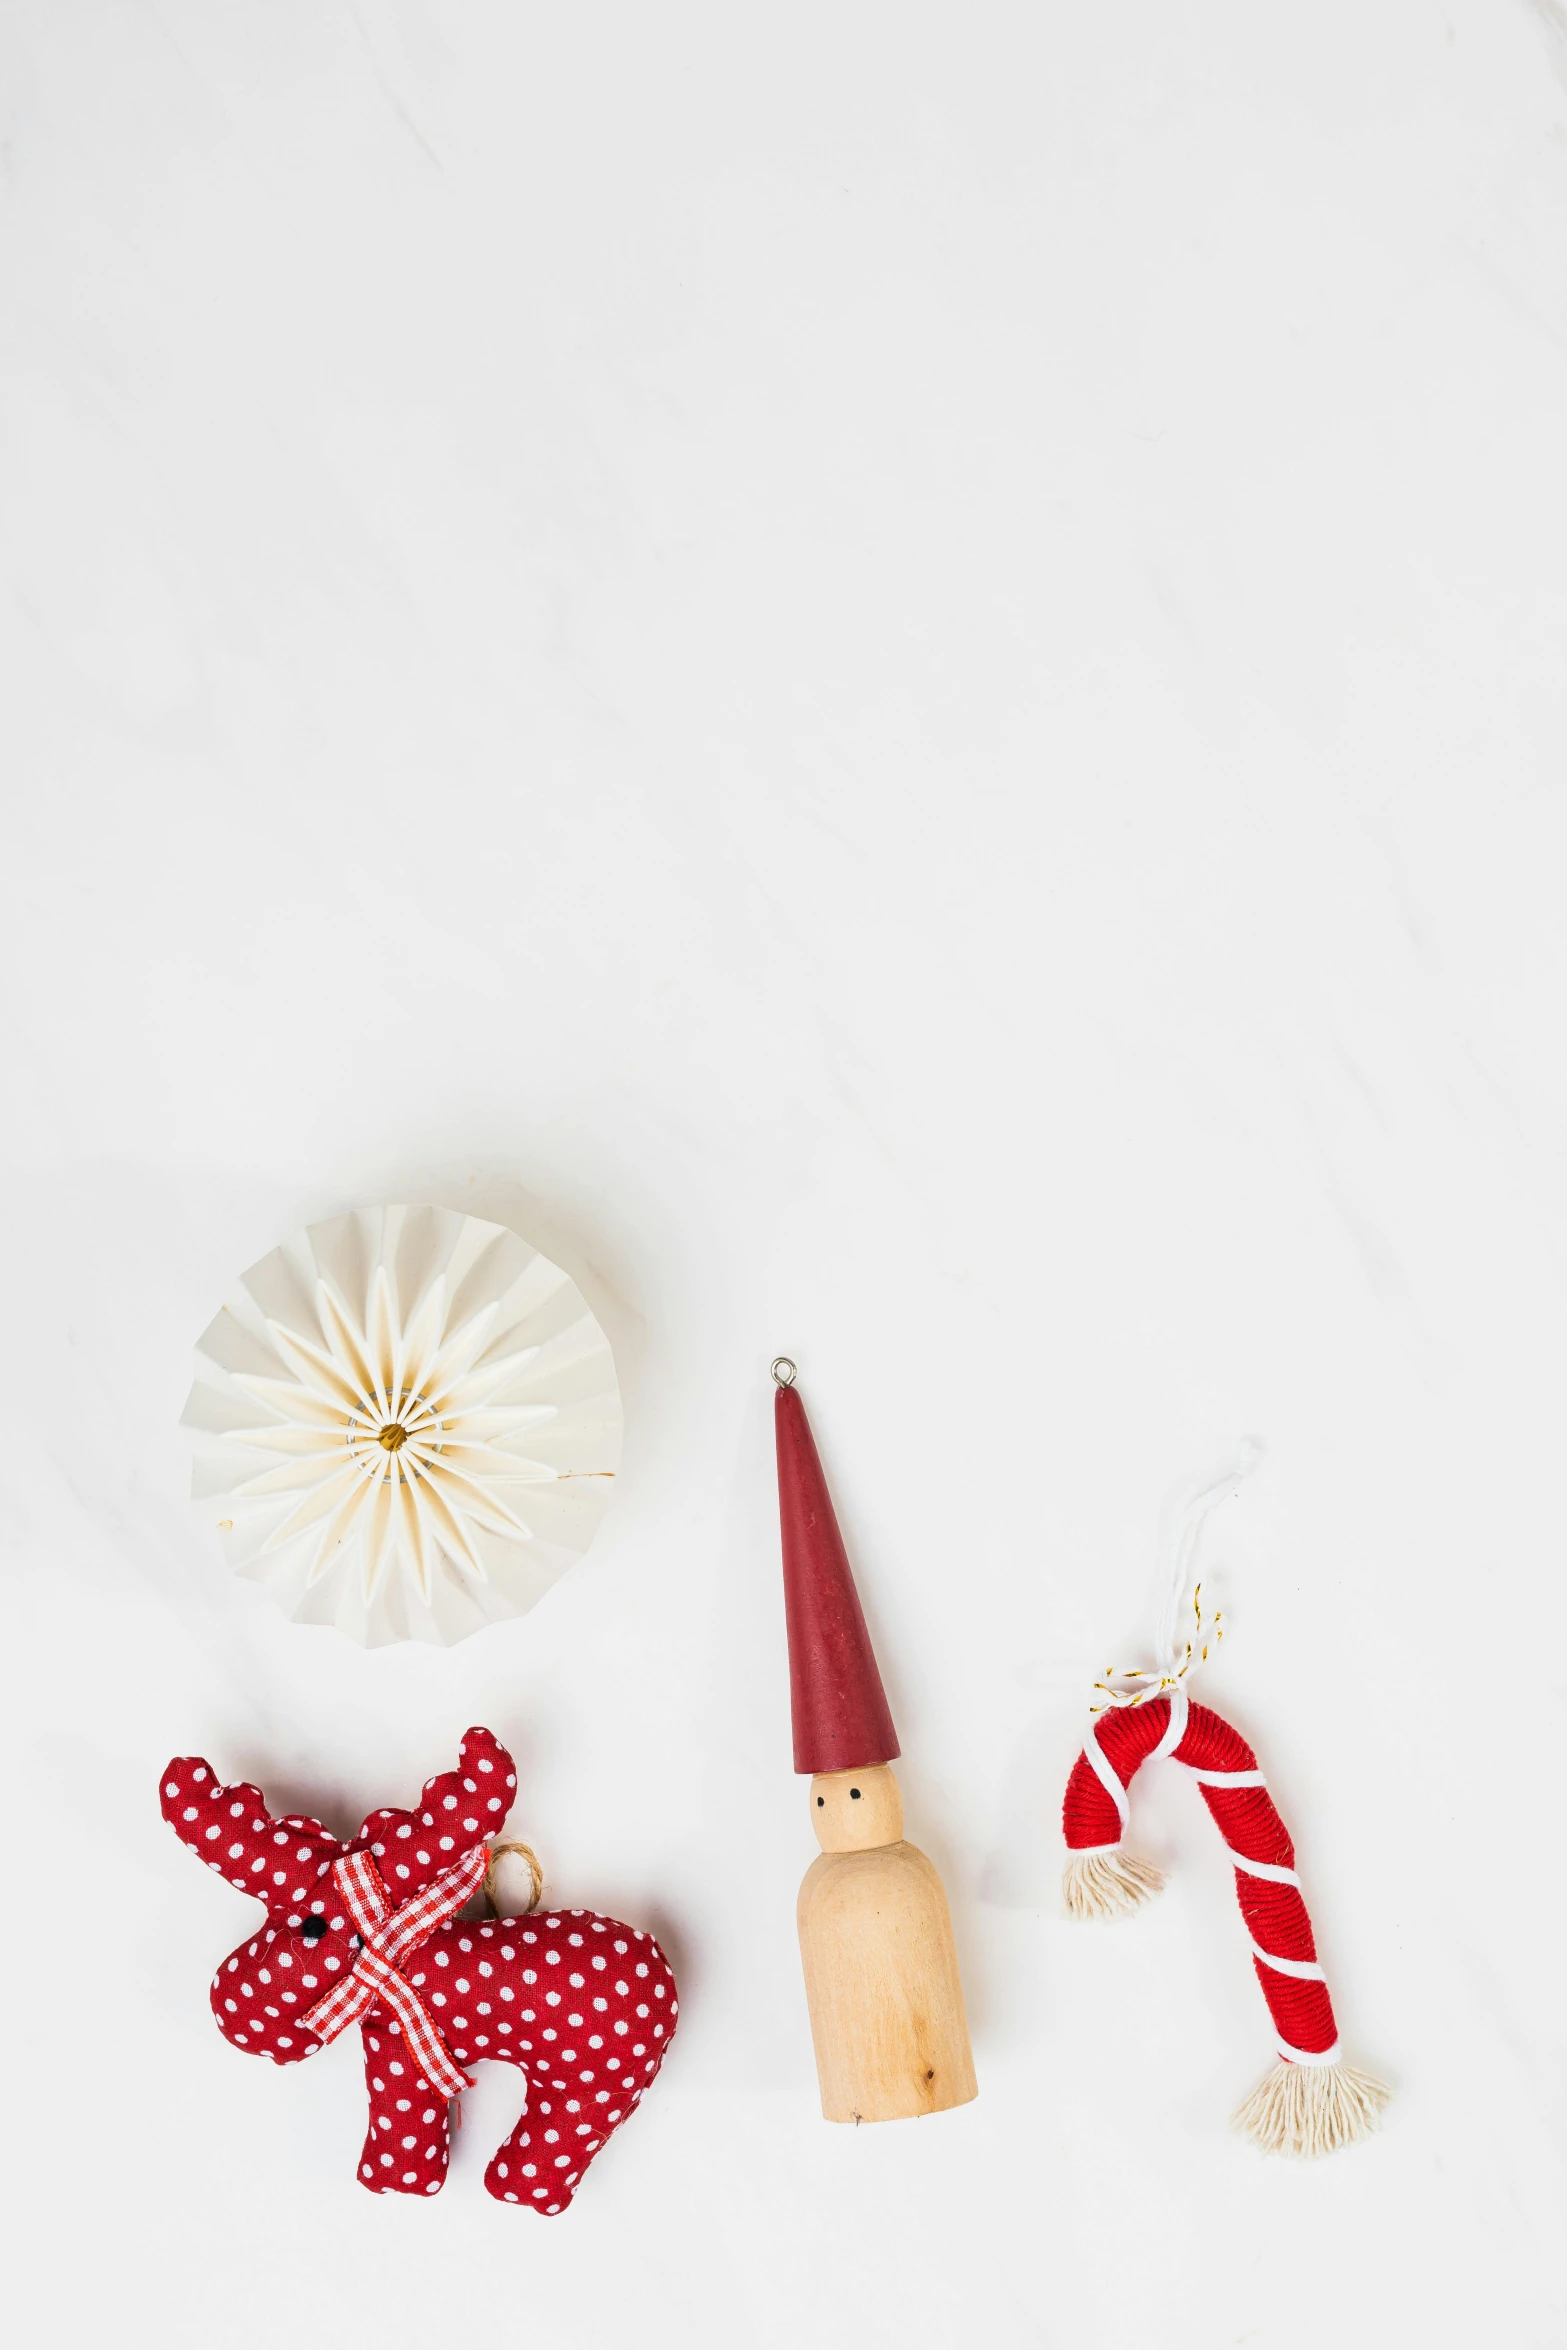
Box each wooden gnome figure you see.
[773,1361,977,2124]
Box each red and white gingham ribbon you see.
[302,1842,489,2097]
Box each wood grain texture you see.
[797,1834,978,2123]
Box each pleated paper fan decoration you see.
[182,1204,621,1646]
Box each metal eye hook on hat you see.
[770,1357,798,1388]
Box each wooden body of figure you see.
[797,1763,977,2123]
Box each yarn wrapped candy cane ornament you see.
[1062,1451,1390,2159]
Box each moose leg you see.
[484,2050,663,2214]
[355,2015,452,2198]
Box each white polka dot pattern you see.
[162,1726,678,2215]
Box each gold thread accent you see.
[1090,1585,1223,1712]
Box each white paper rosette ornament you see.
[182,1204,621,1645]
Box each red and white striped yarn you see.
[1067,1692,1342,2060]
[1062,1461,1390,2158]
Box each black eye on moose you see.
[300,1916,329,1943]
[816,1797,825,1807]
[850,1788,861,1799]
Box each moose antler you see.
[161,1728,518,1919]
[161,1757,346,1916]
[350,1727,517,1901]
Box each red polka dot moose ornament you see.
[162,1728,677,2210]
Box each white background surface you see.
[3,5,1565,2344]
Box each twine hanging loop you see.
[482,1839,544,1917]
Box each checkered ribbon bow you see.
[301,1842,489,2098]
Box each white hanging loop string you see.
[1093,1439,1262,1712]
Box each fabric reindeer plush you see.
[160,1726,677,2212]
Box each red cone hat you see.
[774,1368,900,1775]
